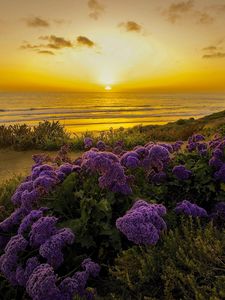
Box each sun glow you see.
[105,85,112,91]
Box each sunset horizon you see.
[1,0,225,93]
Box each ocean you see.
[0,92,225,132]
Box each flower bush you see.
[1,132,225,299]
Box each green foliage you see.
[0,121,70,150]
[128,150,225,211]
[111,219,225,300]
[42,173,133,263]
[0,176,23,221]
[1,109,225,151]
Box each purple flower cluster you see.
[116,199,167,245]
[39,228,74,268]
[175,200,208,217]
[84,137,93,149]
[207,136,225,182]
[187,134,207,155]
[172,165,192,180]
[120,151,140,169]
[0,234,28,285]
[0,154,100,299]
[82,150,132,194]
[26,259,100,300]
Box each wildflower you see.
[84,137,93,149]
[96,140,106,151]
[172,165,192,180]
[151,171,167,184]
[214,164,225,183]
[116,200,166,245]
[175,200,207,217]
[209,157,223,170]
[18,208,47,235]
[16,256,40,286]
[29,216,58,247]
[26,264,61,300]
[39,228,75,269]
[0,234,28,285]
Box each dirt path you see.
[0,149,82,181]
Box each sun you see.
[105,85,112,91]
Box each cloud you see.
[202,46,218,51]
[203,52,225,59]
[21,34,96,55]
[38,50,55,55]
[195,11,214,24]
[76,36,95,47]
[119,21,142,33]
[39,35,73,49]
[202,44,225,59]
[163,0,194,24]
[24,17,50,27]
[88,0,105,20]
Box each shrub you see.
[111,219,225,300]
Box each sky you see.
[0,0,225,92]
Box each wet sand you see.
[0,149,82,181]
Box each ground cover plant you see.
[0,131,225,299]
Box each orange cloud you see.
[24,17,50,27]
[38,50,55,55]
[202,45,225,59]
[119,21,142,33]
[39,35,73,49]
[76,36,95,47]
[88,0,105,20]
[163,0,194,24]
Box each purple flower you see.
[18,208,47,235]
[84,137,93,149]
[29,216,58,247]
[21,189,40,209]
[11,191,23,206]
[33,175,58,192]
[187,142,197,152]
[0,234,28,285]
[16,256,40,286]
[175,200,208,217]
[116,200,167,245]
[158,143,174,153]
[209,157,223,170]
[172,141,183,152]
[149,145,170,165]
[192,134,205,142]
[214,164,225,183]
[134,146,149,158]
[32,165,54,180]
[26,264,61,300]
[59,163,73,176]
[172,165,192,180]
[39,228,75,269]
[151,171,167,184]
[96,140,106,151]
[212,148,223,159]
[121,152,140,169]
[0,207,28,232]
[82,258,100,278]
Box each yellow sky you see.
[0,0,225,92]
